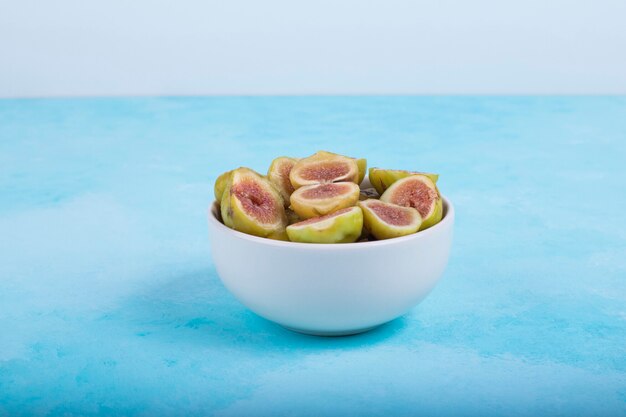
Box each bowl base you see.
[282,324,380,337]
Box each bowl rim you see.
[208,195,454,250]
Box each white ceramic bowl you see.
[208,195,454,336]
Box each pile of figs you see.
[214,151,443,244]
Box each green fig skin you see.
[214,170,233,202]
[221,167,287,239]
[369,168,439,195]
[421,197,443,231]
[355,158,367,185]
[220,187,234,228]
[286,206,363,244]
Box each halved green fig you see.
[267,156,298,206]
[317,150,367,185]
[290,182,360,219]
[286,206,363,243]
[358,199,422,240]
[214,170,233,202]
[289,151,359,189]
[359,187,380,201]
[380,174,442,230]
[221,167,287,239]
[369,168,439,195]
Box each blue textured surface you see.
[1,97,625,416]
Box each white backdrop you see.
[1,0,625,97]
